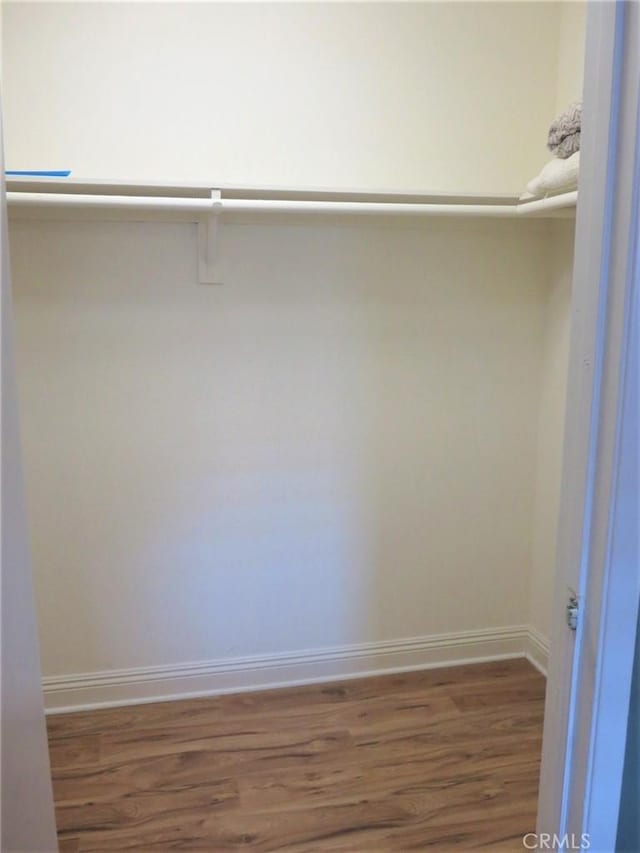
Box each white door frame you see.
[538,1,640,849]
[1,105,59,851]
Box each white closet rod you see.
[223,199,517,217]
[6,193,221,213]
[515,190,578,215]
[7,192,518,218]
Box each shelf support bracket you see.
[197,190,223,284]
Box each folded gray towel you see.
[548,102,582,159]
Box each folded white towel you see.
[525,152,580,199]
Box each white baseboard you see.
[43,624,547,714]
[524,625,550,676]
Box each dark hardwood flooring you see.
[47,658,545,851]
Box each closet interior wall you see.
[3,1,585,710]
[3,2,562,193]
[529,221,574,645]
[529,0,585,643]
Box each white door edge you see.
[537,1,640,849]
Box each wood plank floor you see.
[47,659,545,851]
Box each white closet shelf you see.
[7,186,517,218]
[6,176,518,205]
[6,177,577,219]
[6,178,577,284]
[7,192,520,218]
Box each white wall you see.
[555,1,587,113]
[2,1,562,194]
[528,1,584,645]
[529,221,574,644]
[10,217,548,682]
[4,1,587,702]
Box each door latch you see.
[566,591,579,631]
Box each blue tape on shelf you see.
[5,170,71,177]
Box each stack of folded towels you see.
[521,102,581,200]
